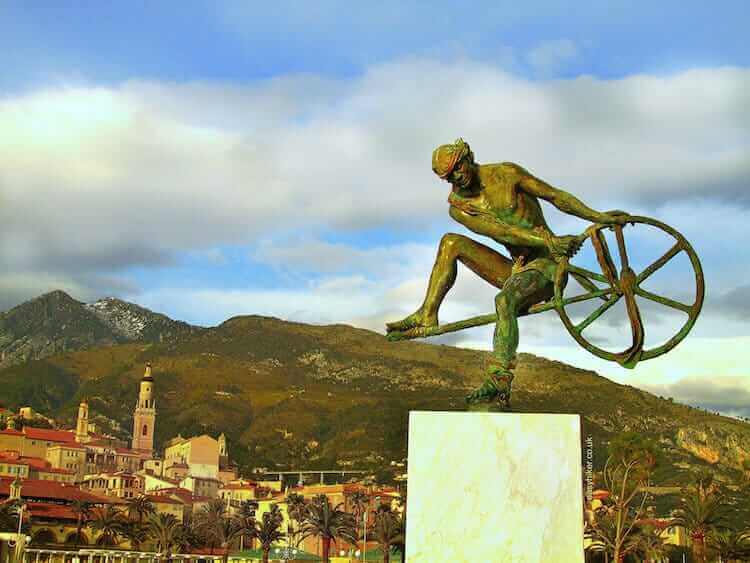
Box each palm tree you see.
[672,491,732,563]
[707,528,750,563]
[193,498,227,553]
[126,495,155,524]
[250,504,285,563]
[0,501,21,532]
[175,514,203,553]
[284,493,306,548]
[372,510,404,563]
[205,514,249,563]
[193,498,250,563]
[122,520,149,551]
[633,523,671,563]
[88,505,125,547]
[299,495,357,563]
[236,500,258,551]
[147,512,184,561]
[346,490,368,542]
[70,499,92,548]
[585,510,642,563]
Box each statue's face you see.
[447,156,474,189]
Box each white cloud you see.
[1,61,748,357]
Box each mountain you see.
[1,295,749,524]
[0,290,202,369]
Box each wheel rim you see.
[553,216,704,368]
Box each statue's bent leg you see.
[467,270,553,405]
[387,233,512,334]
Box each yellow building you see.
[45,443,86,478]
[0,457,30,479]
[146,493,187,521]
[163,434,220,479]
[81,472,144,499]
[219,481,260,512]
[0,429,25,453]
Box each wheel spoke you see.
[590,230,619,287]
[636,242,682,285]
[570,272,608,300]
[635,287,692,314]
[614,226,630,270]
[562,288,613,307]
[575,294,621,334]
[567,264,610,285]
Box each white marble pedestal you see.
[405,411,585,563]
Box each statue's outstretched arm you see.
[517,169,614,224]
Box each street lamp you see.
[7,503,27,553]
[362,509,366,561]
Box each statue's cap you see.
[432,138,472,178]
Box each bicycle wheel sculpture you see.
[553,216,704,368]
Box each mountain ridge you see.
[0,290,203,369]
[0,290,748,501]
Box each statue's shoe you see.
[385,310,437,333]
[465,371,514,408]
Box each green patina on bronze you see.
[386,138,704,408]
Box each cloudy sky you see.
[1,1,748,415]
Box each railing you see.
[20,549,243,563]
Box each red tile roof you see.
[0,453,50,471]
[0,429,24,437]
[36,467,75,475]
[221,482,258,490]
[23,428,77,443]
[146,494,184,505]
[151,487,195,505]
[26,502,77,521]
[0,477,118,504]
[47,442,85,450]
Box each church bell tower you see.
[131,362,156,453]
[75,399,90,443]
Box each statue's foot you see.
[465,371,514,407]
[386,309,437,339]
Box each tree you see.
[672,484,732,563]
[250,504,285,563]
[285,492,306,548]
[586,432,658,563]
[299,495,357,563]
[0,502,18,532]
[206,514,248,563]
[345,490,368,543]
[633,523,672,563]
[175,514,203,553]
[70,500,92,548]
[372,509,404,563]
[147,512,184,560]
[126,495,155,524]
[193,498,227,552]
[88,505,126,546]
[237,500,259,551]
[122,521,149,552]
[707,528,750,563]
[193,498,250,563]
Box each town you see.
[0,364,403,563]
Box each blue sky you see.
[1,1,748,415]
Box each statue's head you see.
[432,138,475,189]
